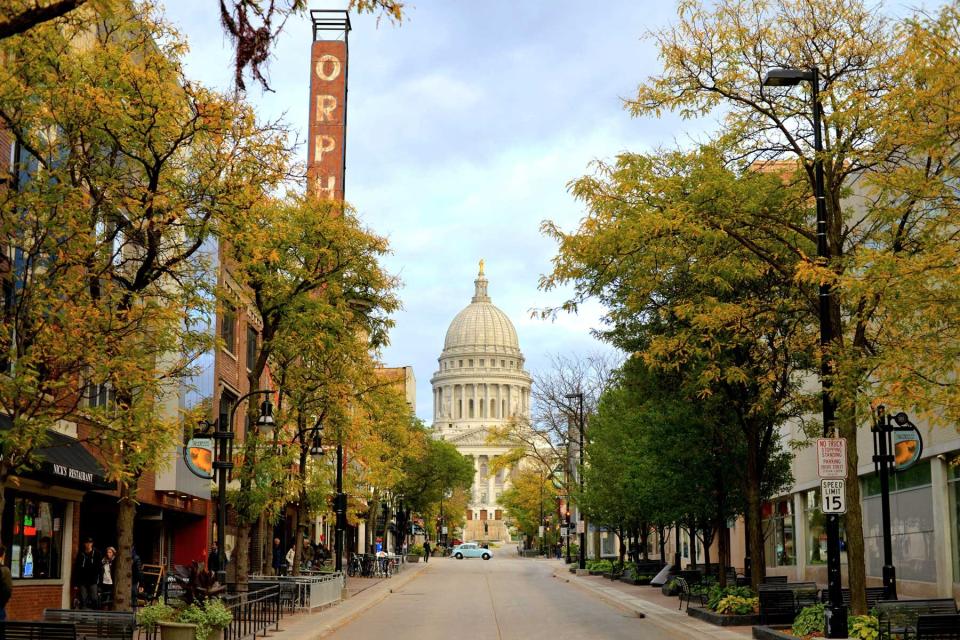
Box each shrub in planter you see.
[714,595,758,616]
[706,585,754,612]
[138,599,233,640]
[848,615,879,640]
[661,577,681,596]
[791,603,825,638]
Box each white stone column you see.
[792,492,806,582]
[931,456,954,596]
[473,384,478,419]
[488,455,497,506]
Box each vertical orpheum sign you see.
[308,11,351,202]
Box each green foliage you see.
[586,559,612,572]
[706,585,754,611]
[176,600,233,640]
[714,596,758,616]
[792,604,825,637]
[848,615,879,640]
[136,604,176,632]
[407,544,423,556]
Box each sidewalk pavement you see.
[267,561,430,640]
[548,560,753,639]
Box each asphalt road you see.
[327,554,686,640]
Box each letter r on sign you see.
[316,95,337,122]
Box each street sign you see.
[576,521,586,534]
[538,526,545,537]
[441,526,448,535]
[560,527,568,537]
[817,438,847,478]
[821,479,846,514]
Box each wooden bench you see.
[876,599,958,640]
[915,613,960,640]
[758,582,819,625]
[819,587,888,610]
[42,609,135,640]
[762,575,788,584]
[0,621,77,640]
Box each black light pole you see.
[200,389,275,586]
[565,507,571,564]
[565,392,586,570]
[763,66,846,637]
[539,473,545,556]
[335,435,345,572]
[871,406,920,600]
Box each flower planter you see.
[750,625,795,640]
[687,606,759,627]
[157,621,226,640]
[406,555,421,563]
[159,622,198,640]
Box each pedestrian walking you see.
[73,537,102,609]
[0,545,12,621]
[208,541,223,574]
[271,538,284,576]
[284,546,295,575]
[100,547,116,609]
[423,540,431,563]
[130,546,143,608]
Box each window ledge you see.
[12,578,64,586]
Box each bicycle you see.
[347,553,363,577]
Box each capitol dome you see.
[442,272,521,356]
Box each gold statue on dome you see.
[479,259,485,276]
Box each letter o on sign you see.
[315,54,341,81]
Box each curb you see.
[279,563,430,640]
[551,570,645,619]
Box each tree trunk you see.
[0,465,9,538]
[640,523,649,561]
[702,525,713,581]
[745,440,765,591]
[112,480,136,611]
[717,519,729,587]
[617,526,626,565]
[657,523,666,565]
[235,522,251,591]
[839,411,867,614]
[688,521,697,569]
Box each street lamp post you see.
[335,435,346,572]
[871,406,922,600]
[195,389,275,586]
[565,392,586,571]
[763,66,846,637]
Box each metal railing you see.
[247,572,344,612]
[136,585,282,640]
[222,585,282,640]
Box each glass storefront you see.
[947,456,960,582]
[763,498,796,566]
[2,492,66,579]
[804,489,848,565]
[862,461,935,582]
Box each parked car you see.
[451,543,493,560]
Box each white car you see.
[451,543,493,560]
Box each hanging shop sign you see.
[184,438,214,480]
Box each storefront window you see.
[862,461,934,582]
[805,489,848,565]
[3,493,65,579]
[946,455,960,582]
[763,498,796,566]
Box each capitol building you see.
[431,262,532,542]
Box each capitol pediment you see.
[445,428,494,446]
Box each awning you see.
[1,418,113,490]
[34,430,113,490]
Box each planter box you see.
[588,570,606,576]
[661,582,680,596]
[687,606,759,627]
[751,625,795,640]
[406,555,421,563]
[619,576,653,586]
[159,622,198,640]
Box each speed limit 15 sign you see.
[821,479,846,514]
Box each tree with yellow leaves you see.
[545,0,960,612]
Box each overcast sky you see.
[163,1,716,420]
